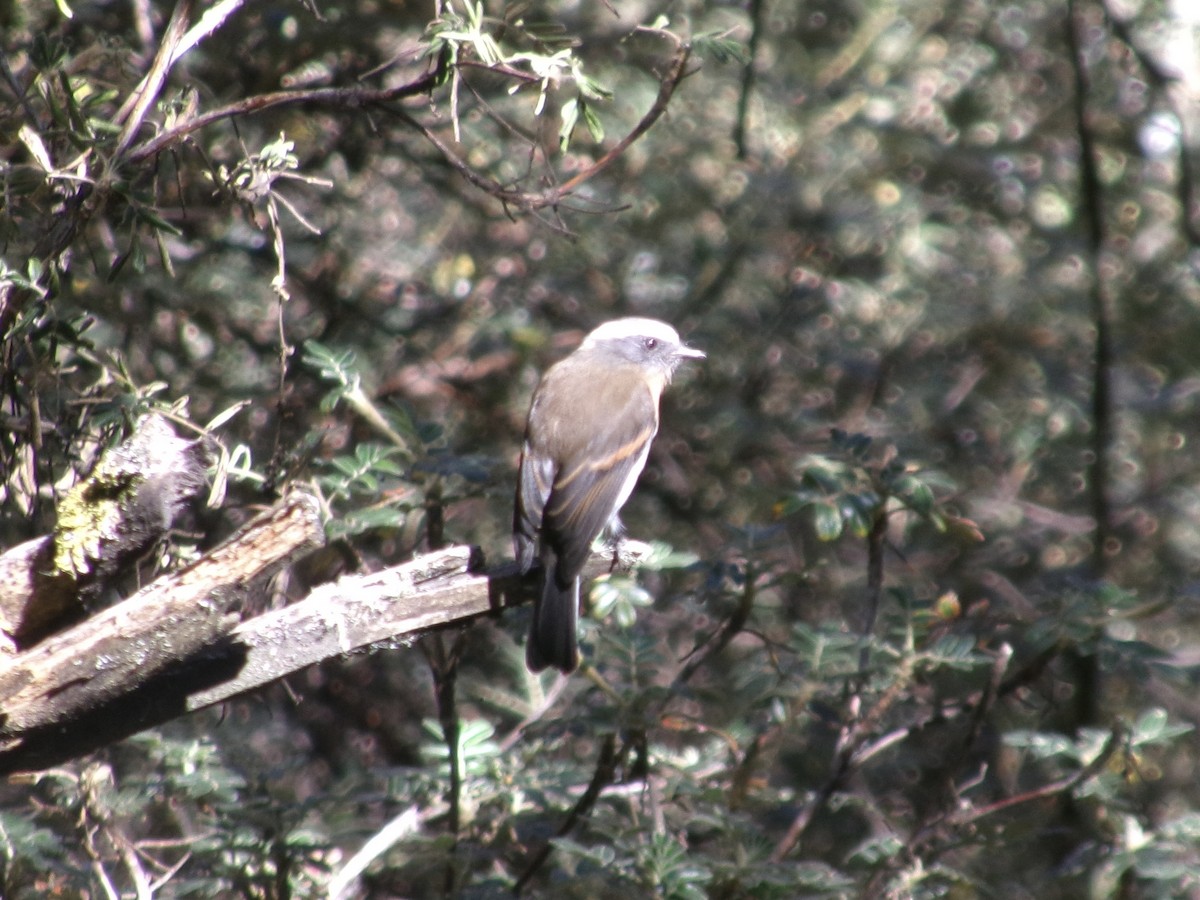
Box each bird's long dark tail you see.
[526,566,579,673]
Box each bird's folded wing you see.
[543,388,658,581]
[514,450,554,571]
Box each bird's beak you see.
[676,341,706,360]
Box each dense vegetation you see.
[2,0,1200,896]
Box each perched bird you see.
[514,318,705,673]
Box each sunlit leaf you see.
[812,498,844,541]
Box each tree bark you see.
[0,483,648,774]
[0,414,210,651]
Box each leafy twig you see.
[913,719,1128,844]
[513,732,630,895]
[674,558,755,686]
[127,66,448,165]
[383,32,693,216]
[770,658,915,862]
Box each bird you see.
[514,317,705,673]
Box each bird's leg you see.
[602,516,626,571]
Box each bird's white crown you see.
[580,317,682,349]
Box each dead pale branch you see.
[0,489,324,768]
[0,491,649,773]
[0,415,210,652]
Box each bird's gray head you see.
[579,318,705,376]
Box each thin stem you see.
[1066,0,1115,580]
[1066,0,1113,728]
[513,733,628,895]
[734,0,764,158]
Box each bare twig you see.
[863,507,887,636]
[675,558,755,685]
[113,0,193,157]
[328,806,433,900]
[556,33,693,198]
[513,732,630,895]
[963,642,1014,752]
[734,0,764,158]
[496,675,572,752]
[770,659,914,862]
[383,34,693,215]
[168,0,247,70]
[0,49,39,125]
[421,627,468,894]
[79,762,154,900]
[913,719,1128,843]
[127,68,447,164]
[1067,0,1115,580]
[1066,0,1113,727]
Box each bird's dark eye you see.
[643,337,658,350]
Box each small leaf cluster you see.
[425,0,612,151]
[302,340,490,544]
[780,429,965,542]
[0,732,337,899]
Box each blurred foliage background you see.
[2,0,1200,896]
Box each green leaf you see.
[302,340,359,384]
[326,506,407,540]
[0,812,64,868]
[575,72,612,102]
[1004,730,1076,759]
[831,428,873,458]
[694,32,750,66]
[791,622,863,676]
[639,541,700,570]
[558,97,580,153]
[582,101,605,143]
[798,455,847,493]
[204,400,250,432]
[841,493,876,537]
[590,574,653,626]
[812,498,844,541]
[1130,708,1193,746]
[134,203,184,236]
[893,473,935,516]
[551,837,617,867]
[847,834,903,866]
[923,634,985,670]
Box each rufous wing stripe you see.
[552,423,655,492]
